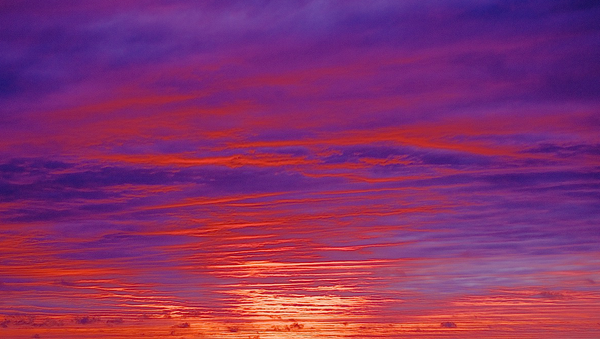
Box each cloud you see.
[73,316,101,325]
[536,291,566,299]
[0,316,64,328]
[524,143,600,157]
[1,1,599,338]
[173,322,190,328]
[106,318,123,325]
[482,171,600,189]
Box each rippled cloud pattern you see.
[1,1,600,338]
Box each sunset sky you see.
[1,1,599,338]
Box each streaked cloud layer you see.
[1,0,599,338]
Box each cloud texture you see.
[1,0,599,338]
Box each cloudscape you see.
[1,1,599,338]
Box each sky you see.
[1,0,599,338]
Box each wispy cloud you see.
[1,0,599,338]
